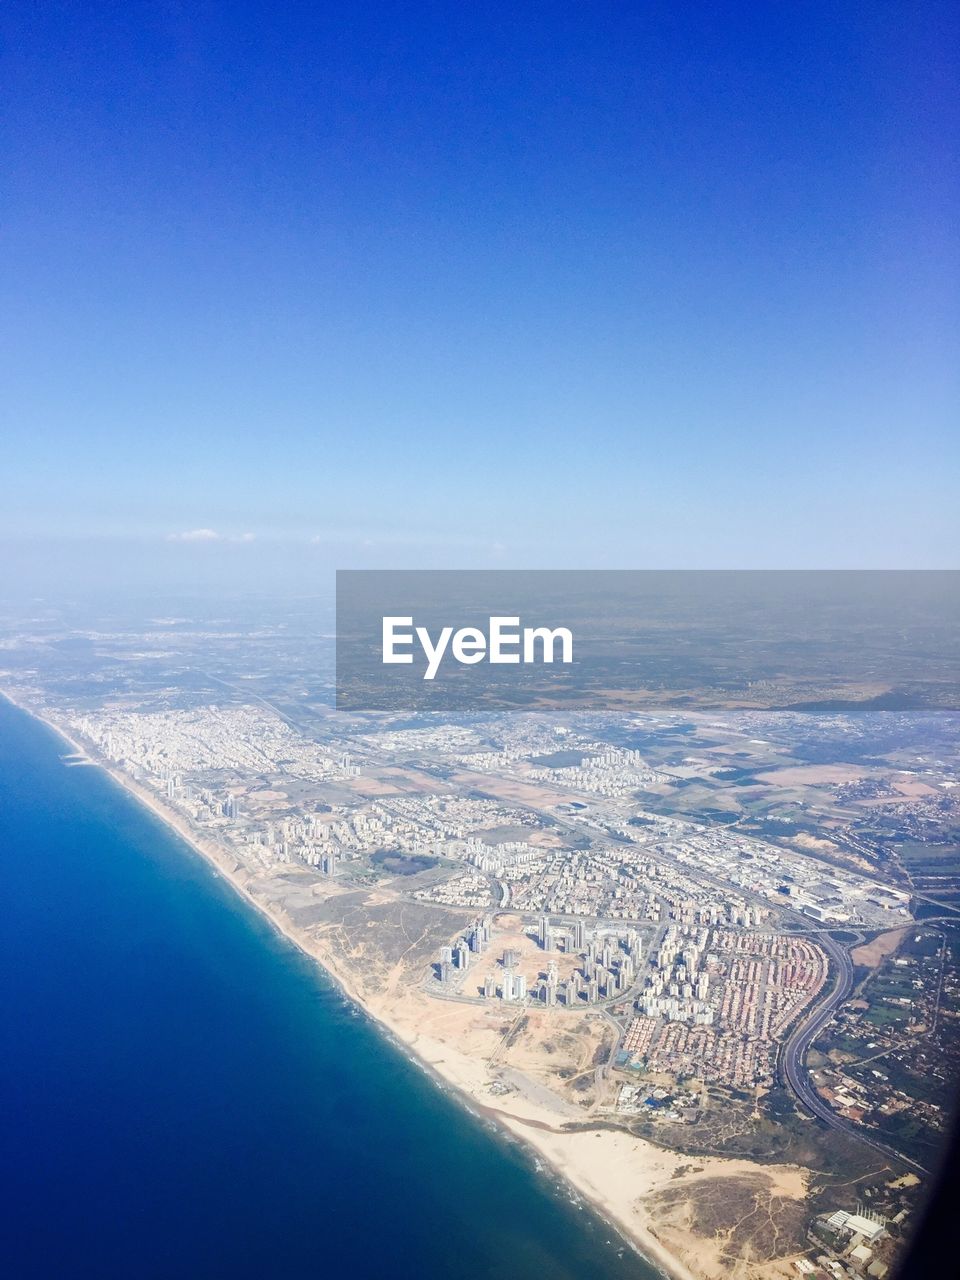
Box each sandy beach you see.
[8,693,810,1280]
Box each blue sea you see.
[0,697,659,1280]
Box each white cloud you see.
[165,529,256,544]
[166,528,221,542]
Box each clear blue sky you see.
[2,2,957,584]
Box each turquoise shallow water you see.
[0,697,659,1280]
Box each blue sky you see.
[2,2,957,581]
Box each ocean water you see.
[0,698,659,1280]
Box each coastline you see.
[5,691,808,1280]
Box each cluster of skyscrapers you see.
[437,916,493,985]
[435,914,646,1007]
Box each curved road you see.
[780,932,930,1176]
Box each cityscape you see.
[4,601,957,1280]
[4,3,957,1276]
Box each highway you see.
[779,930,931,1176]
